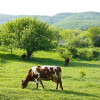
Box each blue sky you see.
[0,0,100,16]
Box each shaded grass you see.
[0,51,100,68]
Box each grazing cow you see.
[65,57,69,66]
[21,65,63,90]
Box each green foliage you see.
[57,46,69,58]
[78,49,93,61]
[57,45,78,59]
[88,26,100,47]
[59,29,75,42]
[77,48,100,61]
[66,46,78,58]
[59,29,93,48]
[1,17,57,59]
[57,45,100,60]
[58,26,100,60]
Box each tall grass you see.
[0,47,100,100]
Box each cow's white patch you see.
[35,79,38,83]
[40,65,57,70]
[32,65,58,79]
[32,66,38,74]
[31,66,40,78]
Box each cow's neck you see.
[25,74,30,83]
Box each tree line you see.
[0,17,100,60]
[58,26,100,60]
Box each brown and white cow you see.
[21,65,63,90]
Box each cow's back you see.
[31,65,61,80]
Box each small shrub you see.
[57,45,72,58]
[79,69,86,77]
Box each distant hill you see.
[0,11,100,30]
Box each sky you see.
[0,0,100,16]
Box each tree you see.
[88,26,100,47]
[1,17,57,59]
[19,18,56,59]
[59,29,76,43]
[0,21,16,54]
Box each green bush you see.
[57,45,78,58]
[79,69,86,77]
[57,45,72,58]
[78,49,100,61]
[66,37,92,48]
[66,46,78,58]
[78,49,92,60]
[57,44,100,60]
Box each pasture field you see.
[0,47,100,100]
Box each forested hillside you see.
[0,11,100,29]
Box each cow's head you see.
[21,80,28,89]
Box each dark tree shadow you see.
[0,53,21,61]
[0,53,100,68]
[29,57,65,67]
[70,61,100,68]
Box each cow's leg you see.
[35,79,38,89]
[59,79,63,90]
[40,80,44,89]
[56,80,59,90]
[36,83,38,89]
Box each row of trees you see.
[0,17,60,59]
[58,26,100,60]
[59,26,100,47]
[0,16,100,60]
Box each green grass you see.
[0,47,100,100]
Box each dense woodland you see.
[0,11,100,30]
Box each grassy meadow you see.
[0,47,100,100]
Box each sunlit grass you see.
[0,47,100,100]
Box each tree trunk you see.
[11,48,12,54]
[27,51,32,59]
